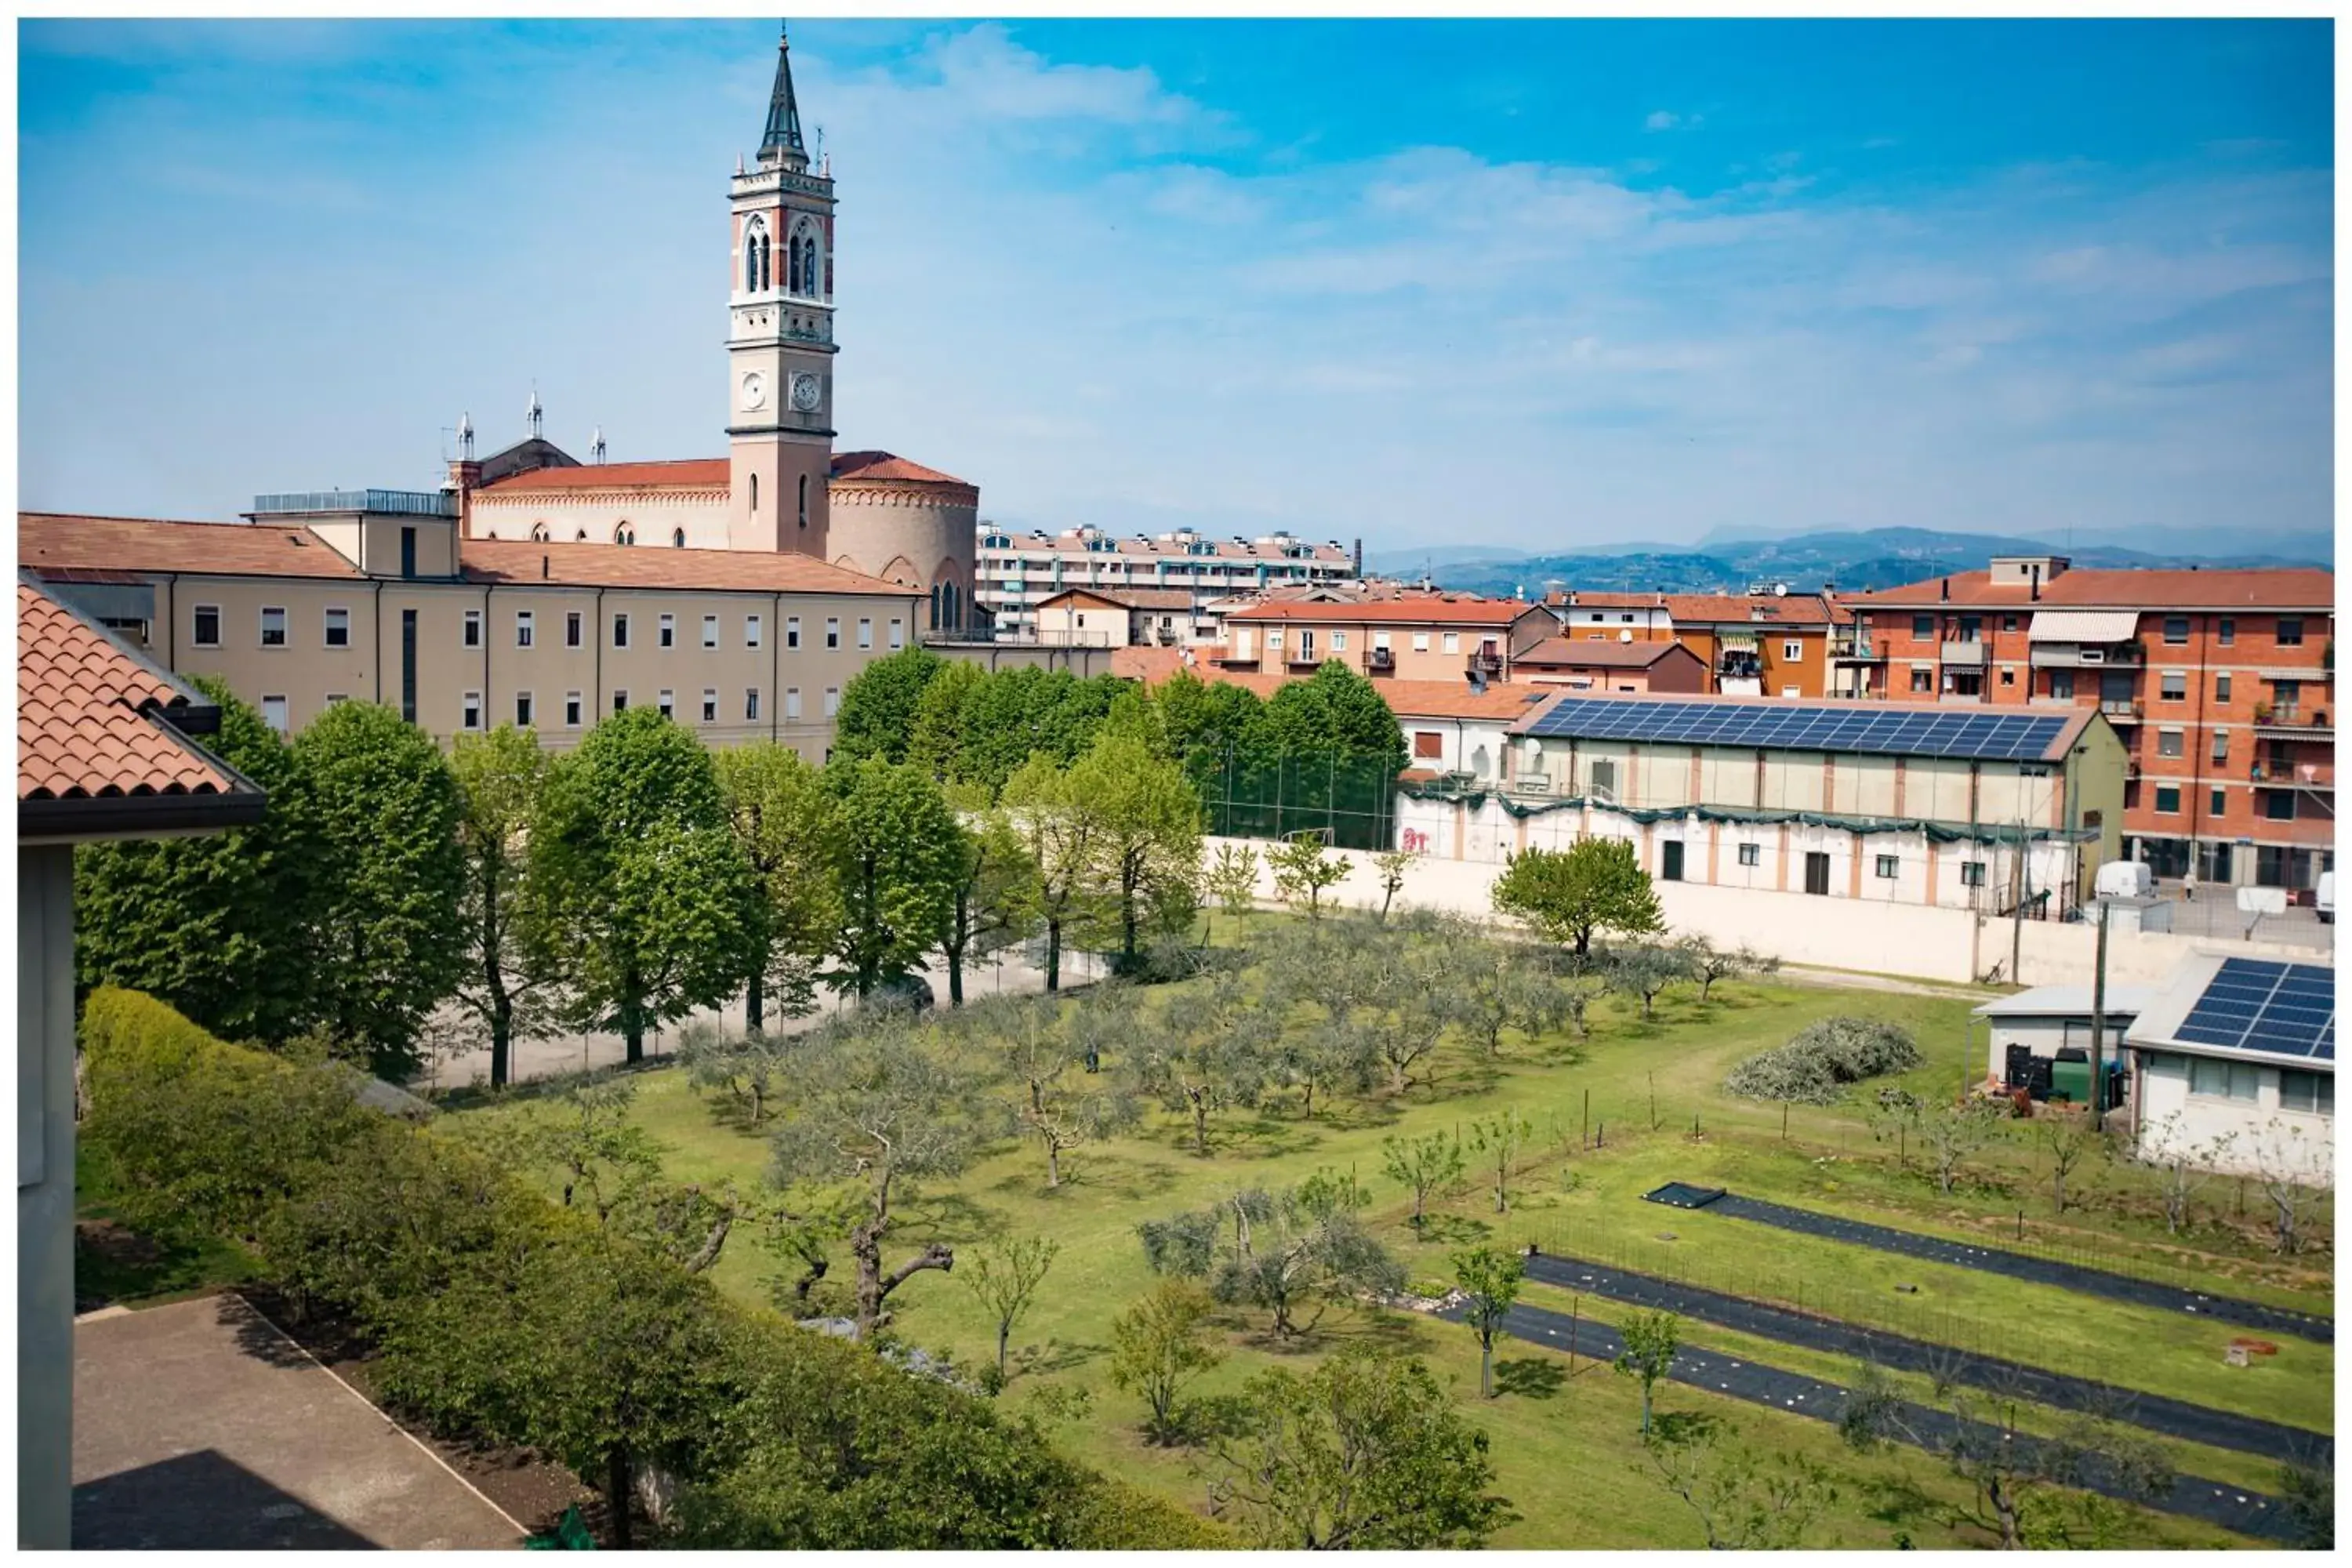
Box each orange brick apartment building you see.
[1846,554,2333,893]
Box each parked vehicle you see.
[2318,871,2335,926]
[2095,860,2154,902]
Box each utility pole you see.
[2089,899,2110,1134]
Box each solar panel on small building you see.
[1519,699,2069,761]
[2173,959,2336,1062]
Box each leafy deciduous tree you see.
[1267,831,1351,920]
[1381,1128,1466,1235]
[1468,1108,1535,1214]
[825,758,965,1001]
[1002,755,1104,992]
[1491,837,1664,960]
[960,1236,1060,1380]
[716,742,838,1032]
[1203,842,1260,942]
[1452,1246,1525,1398]
[1641,1413,1838,1551]
[1614,1309,1682,1436]
[937,786,1040,1006]
[449,723,554,1088]
[832,645,946,766]
[1069,731,1203,970]
[1107,1281,1224,1444]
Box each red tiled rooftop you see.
[18,583,238,802]
[21,514,365,580]
[1853,567,2335,612]
[1554,590,1842,624]
[1518,636,1697,669]
[460,538,918,597]
[477,459,731,492]
[1037,586,1196,612]
[831,450,974,488]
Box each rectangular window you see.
[2002,615,2019,633]
[826,618,840,649]
[1442,632,1461,655]
[1912,614,1935,639]
[515,610,535,648]
[2154,785,2182,815]
[1412,633,1432,652]
[324,693,348,707]
[702,614,720,649]
[462,691,482,731]
[1909,667,1933,694]
[1960,861,1987,887]
[1374,631,1392,651]
[2160,670,2185,701]
[2277,617,2305,647]
[566,611,584,648]
[659,614,677,648]
[2048,669,2075,700]
[1875,855,1900,879]
[2265,790,2296,822]
[2217,617,2236,646]
[1783,641,1803,660]
[613,613,630,648]
[2210,788,2227,818]
[857,618,873,650]
[399,526,418,579]
[564,691,583,728]
[323,607,350,648]
[463,608,481,648]
[824,687,840,718]
[2158,729,2184,758]
[1330,631,1348,651]
[260,695,289,734]
[1737,843,1761,868]
[1414,731,1444,760]
[193,604,222,647]
[746,688,761,722]
[658,689,674,719]
[702,688,718,724]
[515,691,534,728]
[1267,630,1284,651]
[2000,668,2016,686]
[888,618,905,651]
[613,689,629,713]
[2190,1058,2260,1103]
[2279,1069,2333,1116]
[788,616,803,649]
[786,687,803,720]
[400,609,418,723]
[746,614,762,648]
[2212,730,2230,763]
[260,606,288,648]
[2159,615,2189,644]
[2216,673,2232,703]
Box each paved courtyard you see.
[73,1294,521,1551]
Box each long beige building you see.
[20,505,920,760]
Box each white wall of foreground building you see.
[1203,835,2330,990]
[2132,1054,2334,1180]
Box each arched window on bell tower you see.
[750,474,759,514]
[744,216,769,294]
[797,474,809,529]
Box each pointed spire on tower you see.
[760,21,807,167]
[527,385,543,439]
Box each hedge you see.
[78,988,1229,1548]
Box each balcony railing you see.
[2252,708,2330,737]
[1939,639,1991,665]
[2099,699,2144,722]
[1367,647,1396,672]
[2028,642,2144,669]
[1830,635,1883,662]
[251,488,455,517]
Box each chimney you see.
[541,554,550,580]
[1940,577,1951,602]
[2029,563,2041,601]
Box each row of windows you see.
[1254,628,1502,655]
[2147,784,2299,821]
[448,685,840,732]
[192,606,900,654]
[1897,613,2313,648]
[1719,839,1984,882]
[2186,1057,2332,1113]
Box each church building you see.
[446,26,978,635]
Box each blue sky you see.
[18,18,2334,553]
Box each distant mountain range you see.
[1367,526,2333,598]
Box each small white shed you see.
[1976,984,2154,1092]
[2125,953,2334,1180]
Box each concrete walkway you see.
[73,1294,521,1550]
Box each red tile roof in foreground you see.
[21,514,366,579]
[478,459,729,492]
[18,582,238,802]
[1222,597,1541,626]
[1127,662,1555,723]
[1853,568,2335,612]
[831,450,974,487]
[1518,637,1697,669]
[461,538,919,597]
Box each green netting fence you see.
[1197,749,1399,852]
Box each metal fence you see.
[1199,748,1398,852]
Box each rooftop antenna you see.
[526,384,544,439]
[590,424,608,464]
[457,411,474,461]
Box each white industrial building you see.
[2125,953,2334,1179]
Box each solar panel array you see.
[1520,699,2070,761]
[2176,959,2336,1062]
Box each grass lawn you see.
[72,1141,257,1312]
[451,946,2331,1549]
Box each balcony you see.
[1286,649,1326,670]
[2252,762,2332,791]
[1830,634,1883,663]
[1367,647,1396,673]
[1938,639,1991,666]
[2028,641,2144,669]
[2099,699,2144,724]
[2252,707,2330,740]
[1467,650,1504,679]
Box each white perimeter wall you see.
[1207,834,2329,990]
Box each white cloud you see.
[1644,110,1680,131]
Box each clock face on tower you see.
[790,372,823,413]
[739,371,767,412]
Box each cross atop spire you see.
[759,20,807,167]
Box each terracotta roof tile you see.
[831,450,974,487]
[1519,637,1693,669]
[1037,586,1196,612]
[477,459,730,492]
[1555,590,1839,624]
[17,583,238,801]
[1222,597,1540,626]
[1852,567,2334,612]
[460,538,920,597]
[20,514,366,579]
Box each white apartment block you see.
[976,523,1359,636]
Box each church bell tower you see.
[728,24,837,556]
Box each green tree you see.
[289,700,467,1079]
[1068,731,1203,969]
[1468,1109,1535,1214]
[1132,971,1273,1156]
[1002,755,1105,991]
[982,994,1142,1187]
[833,644,947,765]
[74,677,320,1047]
[715,742,839,1031]
[528,708,758,1062]
[1267,831,1351,919]
[937,789,1041,1006]
[1871,1087,2009,1197]
[1106,1281,1223,1444]
[1492,837,1664,960]
[1641,1414,1838,1551]
[450,723,553,1087]
[1250,661,1408,775]
[1207,1345,1512,1548]
[953,667,1127,794]
[1613,1309,1682,1436]
[826,758,965,1000]
[1452,1246,1526,1398]
[1155,670,1264,778]
[1203,842,1260,943]
[904,656,987,782]
[1608,942,1694,1022]
[1371,848,1415,923]
[1382,1129,1465,1234]
[960,1236,1060,1381]
[1199,1183,1403,1338]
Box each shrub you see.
[1723,1016,1922,1105]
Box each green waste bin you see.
[524,1505,596,1550]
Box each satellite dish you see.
[1620,629,1634,643]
